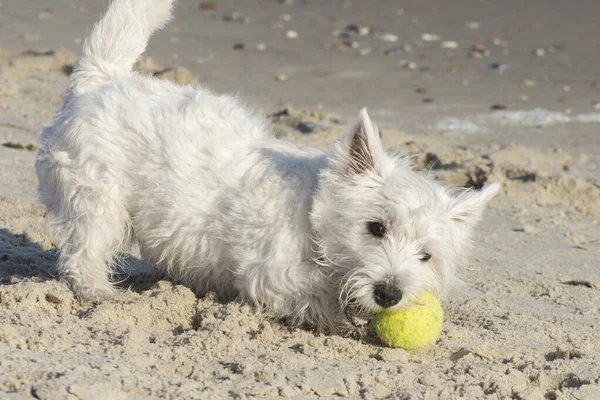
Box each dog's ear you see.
[333,108,385,175]
[448,182,500,227]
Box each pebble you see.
[358,26,370,36]
[490,62,507,74]
[275,73,288,81]
[383,47,404,57]
[490,104,507,110]
[441,41,458,49]
[466,21,480,30]
[593,101,600,110]
[280,13,291,22]
[492,38,508,47]
[285,30,298,39]
[422,97,434,103]
[345,24,359,33]
[564,108,572,115]
[200,1,217,10]
[256,43,267,51]
[421,33,441,42]
[405,61,418,70]
[336,40,359,50]
[376,32,399,43]
[533,48,545,57]
[223,12,250,23]
[232,43,245,50]
[522,79,536,87]
[199,2,217,10]
[471,44,489,57]
[416,88,428,94]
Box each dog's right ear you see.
[331,108,385,176]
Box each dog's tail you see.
[69,0,174,94]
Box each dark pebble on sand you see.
[384,47,404,57]
[233,43,245,50]
[490,104,507,110]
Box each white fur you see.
[36,0,499,333]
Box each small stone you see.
[376,32,398,43]
[285,30,298,39]
[275,73,288,81]
[345,24,359,33]
[358,26,370,36]
[490,62,507,74]
[490,104,507,110]
[441,41,458,49]
[421,33,441,42]
[383,47,404,57]
[492,38,508,47]
[280,13,291,22]
[533,48,545,57]
[199,2,217,10]
[422,97,434,103]
[406,61,418,70]
[522,79,536,87]
[466,21,480,30]
[592,101,600,110]
[336,40,357,50]
[563,85,571,92]
[232,43,245,50]
[471,44,489,57]
[256,43,267,51]
[415,88,428,94]
[564,108,572,115]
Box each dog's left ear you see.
[333,108,385,175]
[448,182,501,227]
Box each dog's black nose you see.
[373,282,403,308]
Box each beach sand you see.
[1,1,599,398]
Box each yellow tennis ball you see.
[375,291,443,352]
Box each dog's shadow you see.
[0,228,162,292]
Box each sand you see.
[1,1,599,399]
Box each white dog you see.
[36,0,499,333]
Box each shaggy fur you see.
[36,0,499,333]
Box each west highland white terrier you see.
[36,0,499,333]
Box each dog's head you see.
[311,108,499,320]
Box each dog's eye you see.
[368,222,386,237]
[419,253,432,262]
